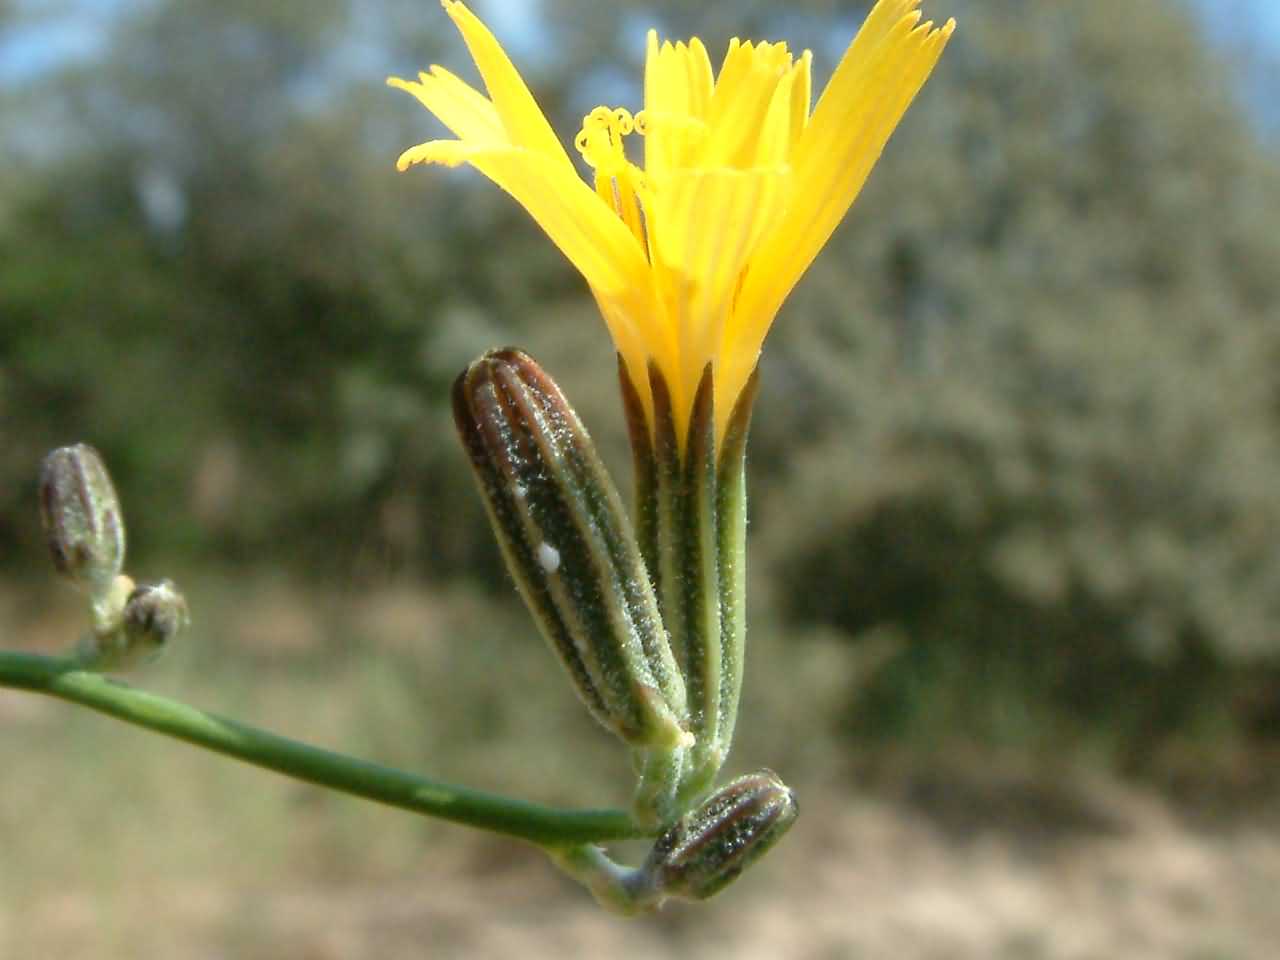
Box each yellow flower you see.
[390,0,953,443]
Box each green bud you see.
[38,444,126,598]
[452,348,689,752]
[643,769,797,901]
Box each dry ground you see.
[2,578,1278,959]
[3,780,1277,959]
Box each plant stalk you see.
[0,649,647,847]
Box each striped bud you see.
[643,769,797,901]
[78,578,190,671]
[452,348,689,752]
[122,579,189,659]
[38,444,126,598]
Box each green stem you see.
[0,649,647,847]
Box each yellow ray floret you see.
[389,0,954,444]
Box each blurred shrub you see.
[2,0,1279,759]
[748,0,1280,759]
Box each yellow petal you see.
[828,0,923,89]
[684,38,715,120]
[591,288,661,431]
[702,41,791,168]
[787,50,812,150]
[643,33,714,178]
[753,61,796,168]
[440,0,577,176]
[732,14,953,378]
[400,140,653,307]
[647,167,790,434]
[386,67,505,144]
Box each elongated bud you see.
[39,444,126,598]
[643,769,797,901]
[452,348,689,752]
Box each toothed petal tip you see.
[395,141,470,171]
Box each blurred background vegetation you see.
[3,0,1280,954]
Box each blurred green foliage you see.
[2,0,1278,767]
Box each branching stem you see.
[0,649,648,848]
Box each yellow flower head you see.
[390,0,953,443]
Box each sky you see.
[0,0,122,82]
[1192,0,1280,43]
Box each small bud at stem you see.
[643,769,797,901]
[76,578,189,671]
[124,579,189,652]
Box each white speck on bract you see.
[537,542,561,573]
[514,483,527,499]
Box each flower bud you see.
[643,769,797,901]
[124,579,189,652]
[38,444,126,597]
[452,348,689,752]
[81,579,190,670]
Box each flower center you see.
[575,106,649,252]
[574,106,638,176]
